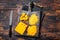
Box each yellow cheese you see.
[27,25,37,36]
[15,22,27,35]
[29,14,39,25]
[20,12,28,21]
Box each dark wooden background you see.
[0,0,60,40]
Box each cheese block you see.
[15,22,27,35]
[20,12,28,21]
[27,25,37,36]
[29,14,39,25]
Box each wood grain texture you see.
[0,0,60,40]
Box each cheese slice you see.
[20,12,28,21]
[29,14,39,25]
[27,25,37,36]
[15,22,27,35]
